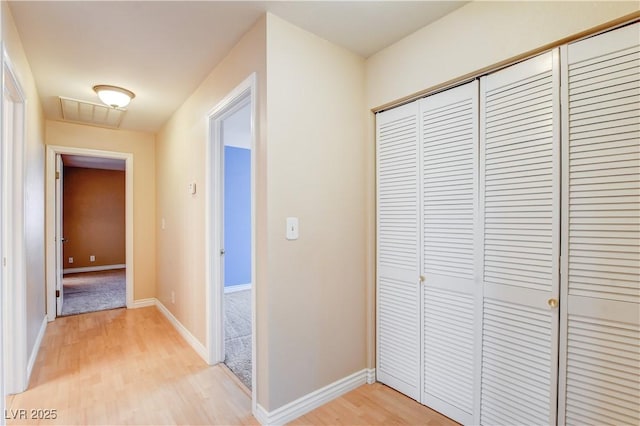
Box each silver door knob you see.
[220,249,225,255]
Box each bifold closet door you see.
[376,101,421,400]
[559,23,640,425]
[419,81,479,425]
[479,50,561,425]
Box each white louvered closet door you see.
[419,81,479,425]
[376,101,421,400]
[559,23,640,426]
[479,50,561,425]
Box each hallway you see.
[6,308,256,425]
[5,307,457,426]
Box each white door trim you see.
[54,154,64,316]
[2,45,28,396]
[205,73,257,413]
[0,44,5,423]
[45,145,134,321]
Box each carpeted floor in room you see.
[61,269,126,316]
[224,288,252,389]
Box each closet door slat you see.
[559,22,640,426]
[376,101,421,400]
[480,50,561,425]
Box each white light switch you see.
[286,217,299,240]
[188,182,196,195]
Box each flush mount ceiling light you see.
[93,85,135,108]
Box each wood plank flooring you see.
[290,383,458,426]
[6,307,457,425]
[7,307,256,425]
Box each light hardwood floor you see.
[290,383,458,426]
[6,307,457,426]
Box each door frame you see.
[45,145,134,321]
[54,154,63,316]
[2,46,28,396]
[205,73,257,407]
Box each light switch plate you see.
[286,217,299,240]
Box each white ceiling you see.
[8,1,466,133]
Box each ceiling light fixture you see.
[93,85,135,108]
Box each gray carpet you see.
[61,269,126,316]
[224,289,252,389]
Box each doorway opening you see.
[221,101,252,388]
[58,155,126,317]
[207,74,256,401]
[45,146,134,322]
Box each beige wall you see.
[155,14,267,399]
[2,2,46,365]
[46,121,156,300]
[366,1,640,110]
[264,14,367,410]
[63,167,125,269]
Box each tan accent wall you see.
[264,14,367,410]
[2,2,47,361]
[45,120,156,301]
[62,167,125,269]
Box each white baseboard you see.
[224,283,252,293]
[63,264,125,274]
[366,368,376,384]
[256,368,375,425]
[155,300,208,363]
[26,316,48,384]
[131,298,156,309]
[254,405,269,425]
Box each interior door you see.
[558,23,640,425]
[376,101,421,400]
[55,154,64,316]
[419,80,479,424]
[479,50,561,425]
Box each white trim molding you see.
[255,368,375,426]
[131,298,156,309]
[366,368,376,384]
[155,300,208,362]
[223,283,252,294]
[2,46,28,395]
[63,264,125,274]
[45,145,134,321]
[26,316,47,384]
[205,73,258,418]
